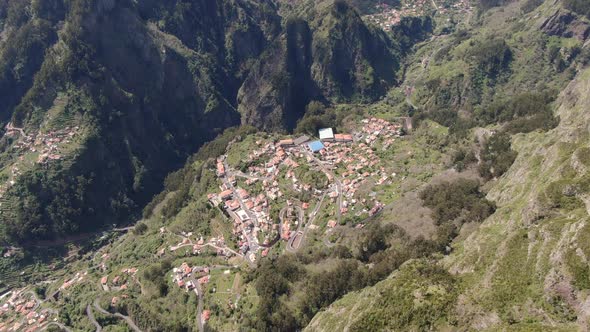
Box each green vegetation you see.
[479,131,517,180]
[349,260,458,331]
[563,0,590,18]
[420,179,496,225]
[5,1,590,332]
[475,91,559,134]
[250,221,456,331]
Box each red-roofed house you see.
[335,134,353,142]
[279,139,294,147]
[201,310,211,322]
[198,276,210,284]
[219,190,233,200]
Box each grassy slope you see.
[307,62,590,332]
[307,1,590,330]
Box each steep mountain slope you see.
[0,0,402,244]
[238,1,401,130]
[307,65,590,331]
[308,1,590,331]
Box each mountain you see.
[308,1,590,330]
[2,0,590,331]
[0,0,403,244]
[238,1,402,130]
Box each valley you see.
[1,0,590,331]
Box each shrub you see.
[478,132,517,179]
[420,179,496,225]
[564,0,590,18]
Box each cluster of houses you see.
[360,117,403,148]
[171,263,210,292]
[5,123,79,165]
[209,182,276,254]
[59,271,87,291]
[205,118,403,259]
[0,123,80,198]
[365,0,473,30]
[0,290,53,332]
[436,0,473,15]
[100,267,138,292]
[365,0,434,29]
[309,118,402,218]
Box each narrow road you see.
[222,159,259,264]
[112,226,135,232]
[87,304,102,332]
[230,170,272,182]
[323,233,337,248]
[299,192,326,247]
[302,149,344,224]
[194,285,204,332]
[41,322,73,332]
[93,299,142,332]
[285,206,305,252]
[430,0,439,10]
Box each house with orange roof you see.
[279,139,294,147]
[201,310,211,322]
[219,189,233,200]
[335,134,353,142]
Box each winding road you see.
[87,304,102,332]
[93,299,142,332]
[222,159,260,264]
[302,149,344,224]
[41,322,73,332]
[285,206,305,252]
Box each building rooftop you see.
[294,135,310,145]
[319,128,334,140]
[308,141,325,153]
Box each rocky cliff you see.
[238,1,400,130]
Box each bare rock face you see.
[540,9,590,41]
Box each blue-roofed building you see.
[308,140,325,153]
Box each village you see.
[364,0,473,30]
[0,288,58,332]
[0,123,80,198]
[205,117,407,263]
